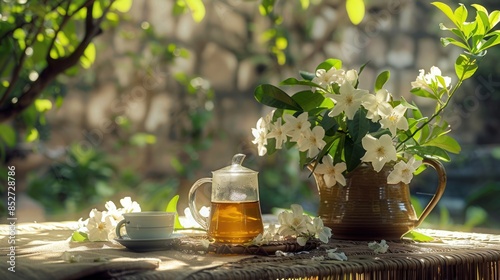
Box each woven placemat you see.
[176,235,322,256]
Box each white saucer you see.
[115,233,183,252]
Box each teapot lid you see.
[215,154,256,173]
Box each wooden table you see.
[1,221,499,279]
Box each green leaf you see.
[423,135,461,154]
[453,4,468,28]
[185,0,205,22]
[265,137,277,155]
[300,0,309,10]
[321,111,339,136]
[471,4,488,14]
[440,37,468,49]
[93,1,104,18]
[173,0,187,16]
[254,84,302,110]
[316,58,342,72]
[474,10,490,37]
[106,11,120,22]
[435,76,448,91]
[130,133,156,147]
[166,195,183,229]
[374,70,390,92]
[399,97,418,110]
[280,78,322,89]
[34,99,52,113]
[407,145,451,162]
[259,0,275,16]
[299,71,315,81]
[455,54,478,80]
[403,230,434,242]
[26,128,39,142]
[346,0,365,25]
[479,34,500,52]
[489,10,500,28]
[71,231,88,242]
[13,28,26,49]
[291,90,325,112]
[410,88,438,100]
[0,124,16,147]
[80,43,96,69]
[432,2,458,27]
[462,21,477,39]
[344,136,364,172]
[451,28,468,43]
[112,0,133,13]
[346,109,369,143]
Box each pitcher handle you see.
[415,158,447,227]
[188,178,212,230]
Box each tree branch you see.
[0,0,115,123]
[0,19,44,106]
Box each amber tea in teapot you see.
[208,201,263,244]
[188,154,264,244]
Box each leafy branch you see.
[398,2,500,155]
[0,0,132,123]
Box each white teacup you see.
[115,212,175,239]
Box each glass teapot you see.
[188,153,264,244]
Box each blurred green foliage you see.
[259,149,317,214]
[27,144,115,214]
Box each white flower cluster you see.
[252,66,451,185]
[73,197,141,242]
[252,204,333,246]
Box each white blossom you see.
[379,104,409,136]
[361,134,397,172]
[327,81,368,119]
[312,67,346,88]
[119,197,141,213]
[86,209,116,241]
[104,201,122,221]
[368,240,389,254]
[411,66,451,92]
[282,112,311,142]
[252,117,269,156]
[278,204,309,237]
[345,69,359,86]
[307,217,332,243]
[387,157,422,184]
[267,118,287,149]
[362,89,392,122]
[314,155,347,187]
[297,126,326,158]
[277,204,332,246]
[326,248,348,261]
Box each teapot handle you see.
[415,158,447,227]
[188,178,212,230]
